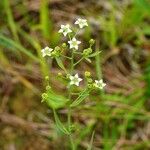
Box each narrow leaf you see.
[70,90,89,107]
[87,131,95,150]
[45,90,68,109]
[0,34,39,62]
[88,51,101,58]
[53,109,70,135]
[55,57,67,73]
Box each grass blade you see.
[3,0,19,42]
[53,109,70,135]
[87,131,95,150]
[0,34,39,62]
[55,57,67,73]
[40,0,52,40]
[70,89,89,107]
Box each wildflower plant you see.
[41,18,106,149]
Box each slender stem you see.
[95,40,102,79]
[70,50,74,73]
[73,57,84,67]
[67,49,75,150]
[61,55,72,60]
[74,51,82,55]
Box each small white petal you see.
[69,76,74,80]
[75,82,79,86]
[75,74,79,78]
[59,24,72,36]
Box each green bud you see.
[88,48,92,53]
[89,39,95,45]
[46,85,51,91]
[55,46,61,52]
[45,76,49,81]
[62,43,67,48]
[58,72,63,77]
[87,84,93,89]
[41,93,48,101]
[51,51,56,57]
[66,74,71,79]
[87,78,93,83]
[85,71,91,77]
[83,49,88,56]
[83,48,92,56]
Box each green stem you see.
[73,57,84,67]
[95,41,102,79]
[67,49,75,150]
[70,50,75,73]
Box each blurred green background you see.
[0,0,150,149]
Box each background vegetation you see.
[0,0,150,149]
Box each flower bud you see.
[88,48,92,53]
[46,85,51,91]
[84,71,91,77]
[83,48,92,56]
[87,78,93,83]
[51,51,56,57]
[41,93,48,101]
[89,39,95,45]
[62,43,67,48]
[66,74,71,79]
[45,76,49,81]
[58,72,63,77]
[55,46,61,52]
[87,84,93,89]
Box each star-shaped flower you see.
[68,38,81,50]
[75,18,88,28]
[58,24,72,36]
[69,74,82,86]
[41,46,53,57]
[94,79,106,89]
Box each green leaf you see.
[45,90,68,109]
[88,51,101,58]
[141,26,150,35]
[55,57,67,73]
[70,90,89,107]
[85,58,92,63]
[0,34,39,62]
[53,109,70,135]
[87,131,95,150]
[3,0,19,42]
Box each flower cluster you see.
[84,71,106,90]
[41,18,106,147]
[41,18,106,90]
[41,18,88,57]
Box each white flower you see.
[41,46,53,57]
[75,18,88,28]
[58,24,72,36]
[68,38,81,50]
[69,74,82,86]
[94,79,106,89]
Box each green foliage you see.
[53,109,70,135]
[42,89,69,109]
[0,34,39,61]
[0,1,150,149]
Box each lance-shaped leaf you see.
[44,90,68,109]
[70,89,89,107]
[88,51,101,58]
[55,57,67,73]
[0,34,39,61]
[53,109,70,135]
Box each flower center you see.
[72,41,77,46]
